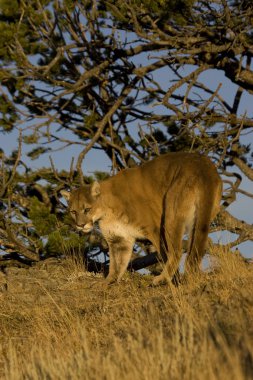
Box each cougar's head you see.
[61,182,101,233]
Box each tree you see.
[0,0,253,268]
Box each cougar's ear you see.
[91,181,101,198]
[60,190,71,202]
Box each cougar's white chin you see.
[80,225,93,233]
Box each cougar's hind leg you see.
[152,185,197,286]
[184,213,211,276]
[152,217,185,286]
[106,237,134,284]
[185,181,222,276]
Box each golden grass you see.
[0,249,253,380]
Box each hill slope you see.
[0,252,253,380]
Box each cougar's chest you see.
[99,218,145,242]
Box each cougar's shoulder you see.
[97,180,147,241]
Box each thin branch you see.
[76,78,140,183]
[0,130,22,198]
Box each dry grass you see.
[0,249,253,380]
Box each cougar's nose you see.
[76,223,85,228]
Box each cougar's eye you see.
[70,210,77,215]
[84,207,91,213]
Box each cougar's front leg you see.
[106,237,134,284]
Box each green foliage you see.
[45,230,87,256]
[231,0,253,9]
[83,112,99,130]
[105,0,195,26]
[0,0,20,60]
[0,94,17,131]
[23,133,40,144]
[0,0,52,61]
[94,171,110,181]
[135,0,195,20]
[28,198,57,236]
[28,196,89,257]
[27,147,52,160]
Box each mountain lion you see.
[61,152,222,285]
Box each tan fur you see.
[61,152,222,285]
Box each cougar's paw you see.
[104,276,118,286]
[152,274,169,287]
[171,273,185,286]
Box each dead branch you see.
[0,131,22,198]
[233,157,253,181]
[76,77,140,183]
[2,218,39,261]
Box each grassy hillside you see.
[0,250,253,380]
